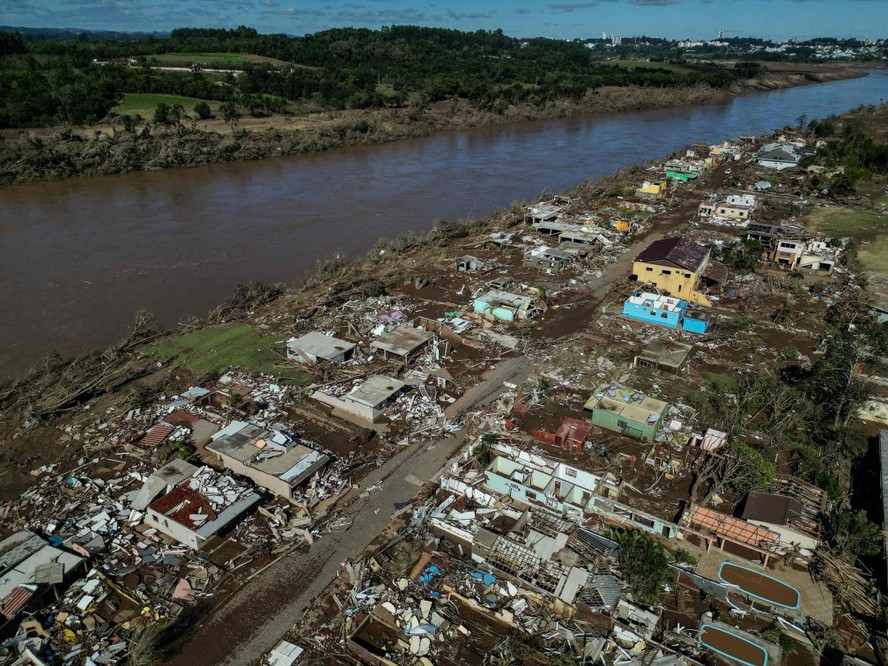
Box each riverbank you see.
[0,65,865,186]
[0,103,885,666]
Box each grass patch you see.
[806,206,888,242]
[143,52,289,67]
[701,370,735,388]
[145,324,309,382]
[807,206,888,276]
[111,93,219,117]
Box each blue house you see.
[623,291,686,329]
[682,310,709,334]
[623,291,709,334]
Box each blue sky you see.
[2,0,886,40]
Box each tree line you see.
[0,25,765,129]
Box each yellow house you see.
[632,237,712,306]
[614,219,632,233]
[635,180,667,199]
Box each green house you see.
[583,383,669,442]
[665,169,698,182]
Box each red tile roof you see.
[635,237,709,272]
[149,485,217,530]
[138,423,174,448]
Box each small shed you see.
[287,332,357,364]
[455,256,483,272]
[682,309,709,334]
[555,418,593,452]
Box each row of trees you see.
[0,25,766,129]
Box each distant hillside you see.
[0,25,167,41]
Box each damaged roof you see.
[370,325,434,357]
[635,237,709,272]
[742,493,804,527]
[637,338,693,370]
[690,506,779,549]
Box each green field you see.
[808,206,888,241]
[144,52,289,67]
[145,324,310,382]
[111,93,219,117]
[808,205,888,277]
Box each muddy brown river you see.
[1,72,887,378]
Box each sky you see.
[1,0,886,41]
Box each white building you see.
[145,467,262,550]
[287,332,357,364]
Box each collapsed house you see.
[131,459,199,511]
[473,290,537,322]
[145,467,262,550]
[523,246,574,274]
[664,159,705,181]
[635,180,668,199]
[206,422,329,501]
[0,532,85,620]
[455,255,483,272]
[634,338,694,373]
[524,203,563,224]
[370,324,435,361]
[741,492,820,551]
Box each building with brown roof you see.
[632,237,712,306]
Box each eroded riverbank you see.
[0,69,886,380]
[0,66,865,187]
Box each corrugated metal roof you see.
[2,586,33,618]
[635,237,709,272]
[149,485,217,529]
[139,423,174,448]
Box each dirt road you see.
[540,165,727,339]
[167,356,530,666]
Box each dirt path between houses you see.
[538,164,728,340]
[166,357,530,666]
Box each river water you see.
[1,72,887,378]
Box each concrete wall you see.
[715,206,750,220]
[589,406,655,442]
[214,451,293,499]
[632,258,708,302]
[145,509,203,549]
[682,316,708,335]
[623,300,683,328]
[312,390,381,422]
